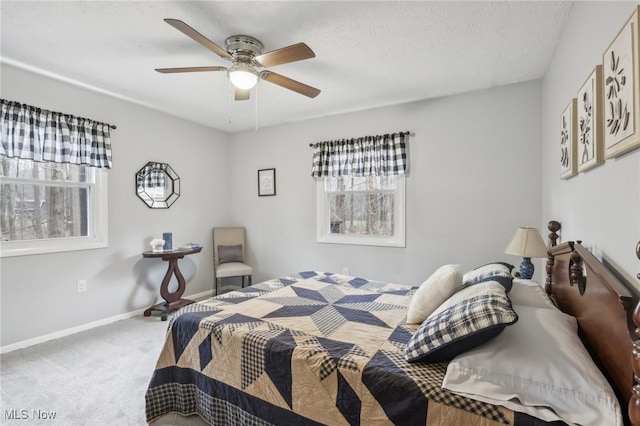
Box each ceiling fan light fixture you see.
[228,62,258,90]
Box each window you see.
[0,157,108,257]
[317,175,405,247]
[311,131,409,247]
[0,99,113,257]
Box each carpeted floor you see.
[1,314,209,426]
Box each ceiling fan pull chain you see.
[228,80,233,125]
[255,84,259,131]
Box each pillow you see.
[471,261,514,271]
[218,244,243,264]
[405,281,518,363]
[406,264,462,324]
[442,306,622,426]
[462,262,514,292]
[508,279,556,309]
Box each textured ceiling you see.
[1,1,573,133]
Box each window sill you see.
[1,238,108,257]
[317,234,405,248]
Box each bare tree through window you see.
[1,158,90,242]
[326,175,396,237]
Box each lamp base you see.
[519,257,534,280]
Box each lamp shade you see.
[504,227,548,258]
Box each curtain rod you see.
[1,99,117,130]
[58,112,117,130]
[309,131,410,147]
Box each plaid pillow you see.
[462,262,514,292]
[405,281,518,363]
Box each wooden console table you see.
[142,247,202,321]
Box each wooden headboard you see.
[545,221,640,425]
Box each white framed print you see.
[576,65,604,172]
[258,168,276,196]
[560,98,577,179]
[603,6,640,159]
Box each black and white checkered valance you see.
[310,132,409,178]
[0,99,114,169]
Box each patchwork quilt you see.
[145,272,546,426]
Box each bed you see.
[145,221,640,425]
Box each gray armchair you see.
[212,227,252,295]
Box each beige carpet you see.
[1,314,209,426]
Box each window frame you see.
[0,165,108,257]
[316,175,406,248]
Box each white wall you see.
[541,2,640,287]
[0,64,230,347]
[228,81,543,286]
[0,68,544,349]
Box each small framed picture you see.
[576,65,604,172]
[258,168,276,196]
[602,6,640,158]
[560,99,577,179]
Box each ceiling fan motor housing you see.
[225,35,264,62]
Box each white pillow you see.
[406,264,462,324]
[508,279,556,310]
[442,306,622,426]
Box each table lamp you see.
[504,227,548,279]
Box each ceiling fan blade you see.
[254,42,315,68]
[164,18,232,60]
[235,88,250,101]
[260,71,320,98]
[155,66,227,74]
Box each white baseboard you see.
[0,290,213,354]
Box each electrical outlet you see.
[77,280,87,293]
[342,267,349,275]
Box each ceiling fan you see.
[155,19,321,101]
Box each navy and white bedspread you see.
[145,272,544,425]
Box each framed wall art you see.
[560,98,577,179]
[576,65,604,172]
[602,6,640,159]
[258,168,276,196]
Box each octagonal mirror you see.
[136,162,180,208]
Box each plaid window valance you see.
[310,132,409,178]
[0,99,114,169]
